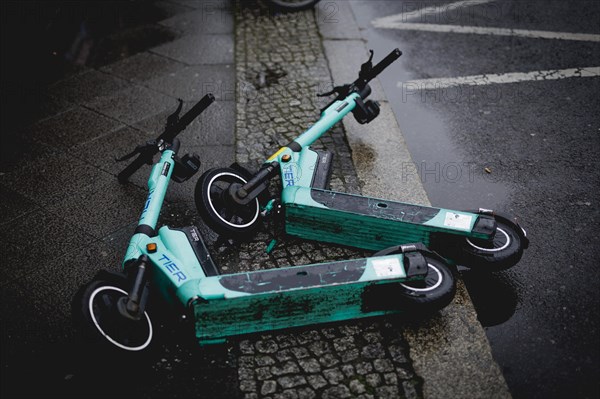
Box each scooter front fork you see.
[118,255,151,320]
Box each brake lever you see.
[316,84,351,98]
[318,50,378,99]
[359,50,374,79]
[166,99,184,129]
[316,89,336,97]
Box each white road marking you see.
[371,21,600,42]
[372,0,497,24]
[399,67,600,89]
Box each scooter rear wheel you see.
[454,215,527,272]
[195,167,262,238]
[397,256,456,314]
[73,275,153,353]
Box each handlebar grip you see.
[118,154,148,184]
[176,93,216,130]
[365,48,402,81]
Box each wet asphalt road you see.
[349,1,600,398]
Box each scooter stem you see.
[231,161,279,205]
[117,255,149,320]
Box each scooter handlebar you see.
[361,48,402,83]
[117,93,215,183]
[160,93,216,143]
[177,94,215,130]
[318,48,402,110]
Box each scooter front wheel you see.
[265,0,321,12]
[195,167,262,238]
[73,276,153,353]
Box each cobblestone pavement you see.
[237,321,422,399]
[200,3,424,398]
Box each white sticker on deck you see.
[372,258,403,277]
[444,212,473,230]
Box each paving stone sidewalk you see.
[0,1,507,398]
[1,1,241,398]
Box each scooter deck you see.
[281,186,495,251]
[192,251,428,344]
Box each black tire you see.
[194,167,262,238]
[265,0,320,12]
[455,215,526,272]
[398,256,456,314]
[73,274,154,353]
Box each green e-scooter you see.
[195,49,529,272]
[73,94,456,351]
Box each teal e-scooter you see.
[194,49,529,272]
[73,94,455,351]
